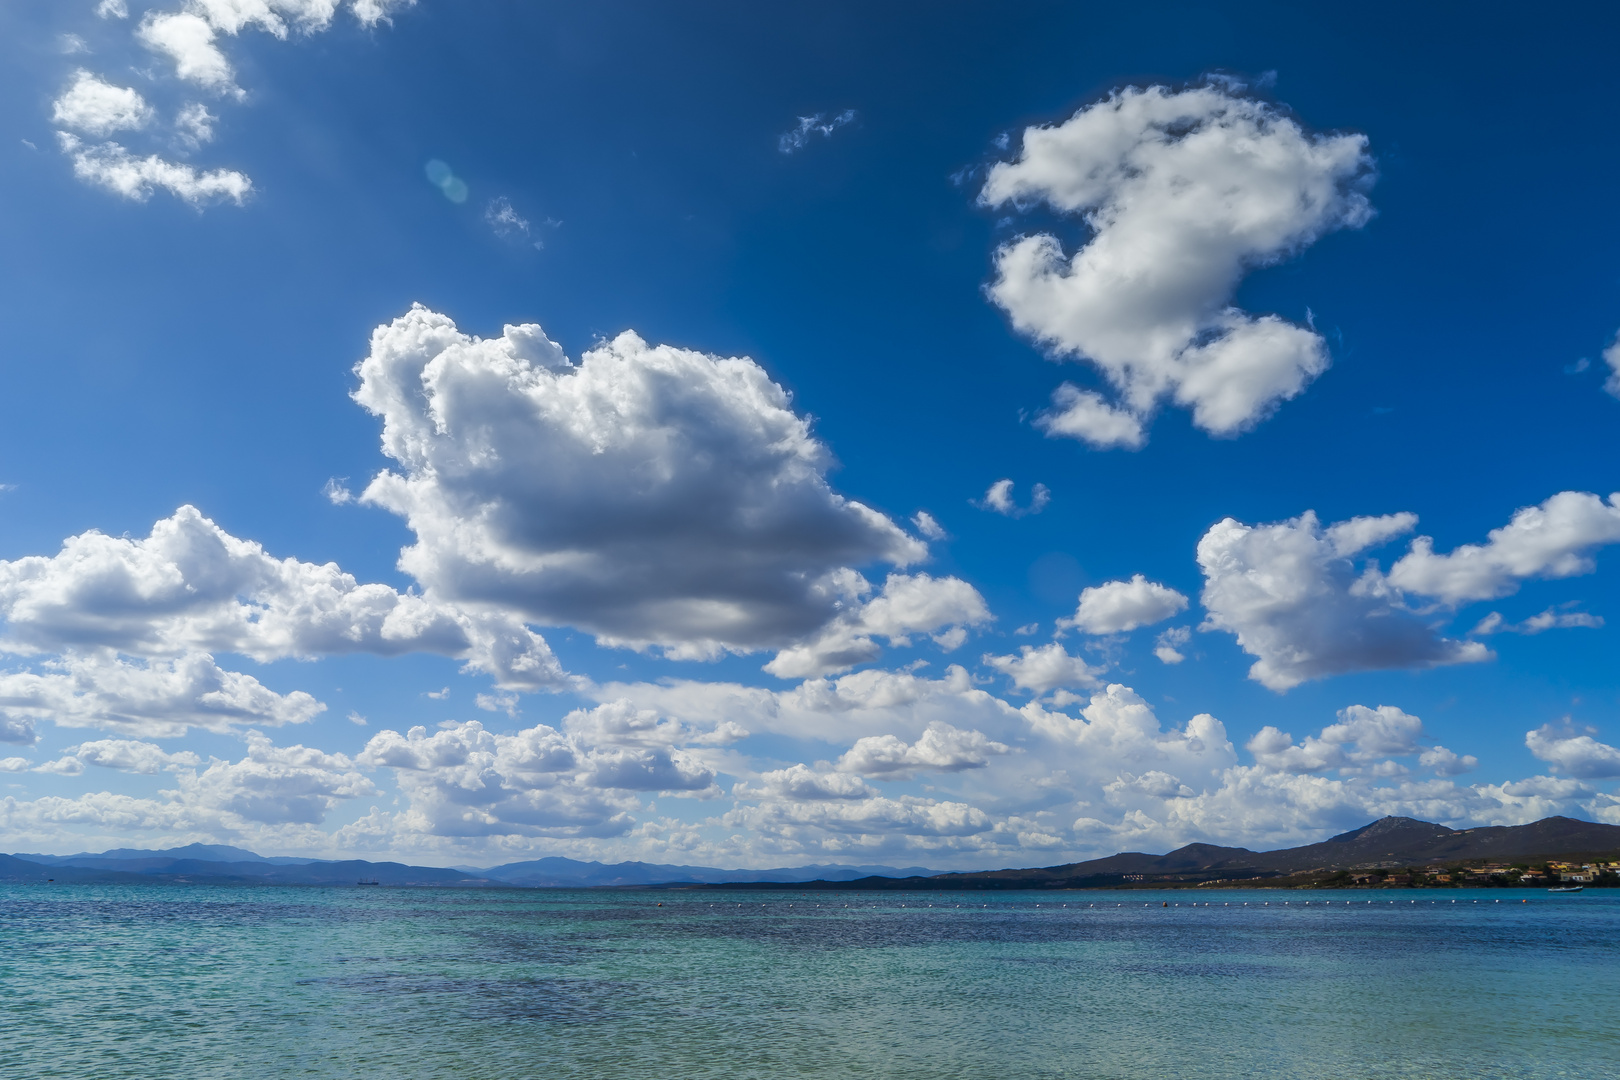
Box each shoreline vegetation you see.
[694,860,1620,893]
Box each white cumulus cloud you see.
[1034,386,1147,449]
[1201,492,1620,689]
[60,738,202,774]
[1198,510,1488,690]
[1418,745,1478,777]
[762,573,991,679]
[183,732,375,824]
[1245,705,1473,777]
[1062,574,1188,635]
[138,13,237,94]
[58,132,252,206]
[1385,491,1620,605]
[52,71,154,137]
[732,764,876,802]
[0,504,565,691]
[1,731,375,841]
[137,0,410,93]
[359,714,718,839]
[352,305,963,669]
[8,656,1611,862]
[0,652,323,739]
[592,663,1018,750]
[984,642,1103,694]
[981,81,1373,447]
[1153,626,1190,664]
[1525,722,1620,779]
[64,0,412,203]
[837,721,1009,777]
[562,699,747,750]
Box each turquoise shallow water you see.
[2,884,1616,1080]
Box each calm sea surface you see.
[1,883,1615,1079]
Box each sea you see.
[2,884,1615,1079]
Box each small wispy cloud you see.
[1605,331,1620,399]
[476,691,519,716]
[322,478,353,505]
[778,109,856,154]
[485,196,557,248]
[1154,626,1191,664]
[911,510,946,540]
[486,195,528,236]
[1472,606,1604,636]
[347,710,368,726]
[176,103,216,148]
[425,687,450,700]
[973,478,1050,518]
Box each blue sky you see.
[1,0,1618,868]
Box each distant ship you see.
[356,879,381,886]
[1547,885,1584,893]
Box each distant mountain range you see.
[0,851,472,887]
[6,816,1617,890]
[0,844,941,888]
[474,857,944,888]
[17,843,322,869]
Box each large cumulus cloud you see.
[1199,492,1620,690]
[981,81,1373,448]
[352,306,981,670]
[1198,510,1487,690]
[0,505,564,693]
